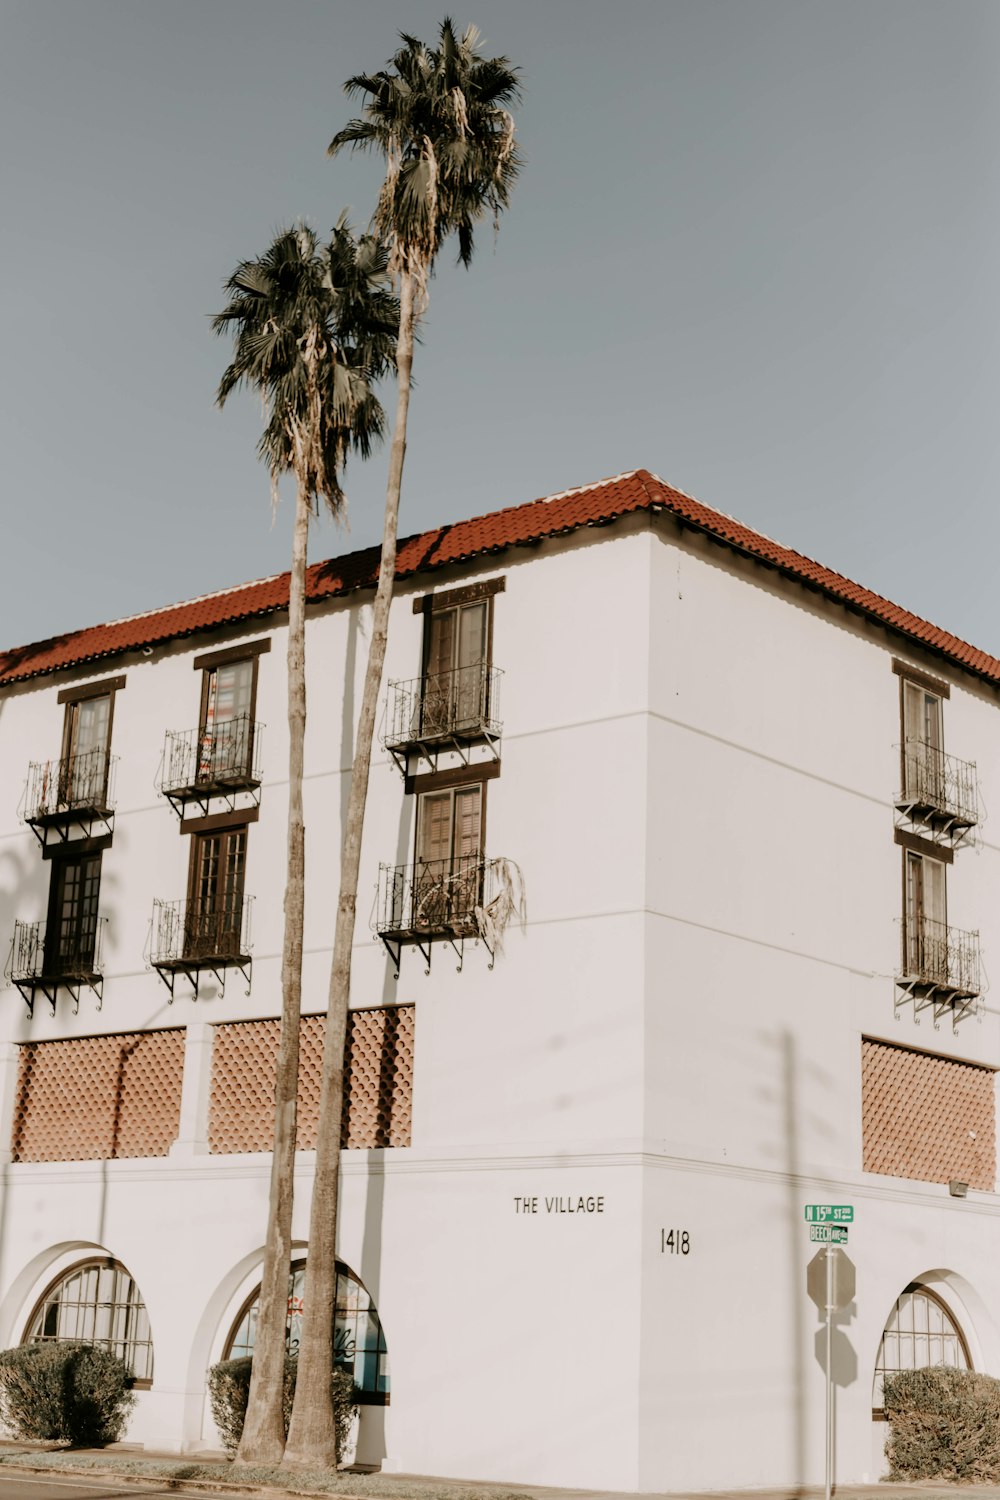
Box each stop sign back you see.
[807,1248,855,1311]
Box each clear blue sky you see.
[2,1,999,653]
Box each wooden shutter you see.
[417,792,453,867]
[454,786,482,860]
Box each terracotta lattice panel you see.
[209,1006,414,1153]
[862,1039,996,1190]
[12,1030,184,1162]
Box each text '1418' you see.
[661,1229,690,1255]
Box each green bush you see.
[0,1342,136,1446]
[883,1366,1000,1481]
[207,1356,357,1463]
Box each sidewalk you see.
[1,1444,999,1500]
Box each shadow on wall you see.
[379,795,413,1003]
[770,1029,858,1494]
[357,1152,387,1469]
[339,607,361,852]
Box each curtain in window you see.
[63,696,111,806]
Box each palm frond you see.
[331,19,522,282]
[214,219,398,511]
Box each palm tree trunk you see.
[236,479,310,1464]
[283,270,416,1469]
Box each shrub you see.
[0,1342,136,1446]
[207,1355,357,1463]
[883,1366,1000,1481]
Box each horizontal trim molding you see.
[406,760,501,796]
[892,657,951,698]
[42,833,112,861]
[193,638,271,671]
[57,675,126,705]
[413,577,506,614]
[895,826,954,864]
[180,805,260,836]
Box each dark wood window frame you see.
[56,675,127,707]
[413,770,491,868]
[405,760,500,798]
[186,821,249,911]
[411,577,506,616]
[891,658,951,698]
[43,843,108,975]
[183,818,250,963]
[894,827,954,865]
[416,580,503,675]
[180,805,259,838]
[181,640,270,805]
[58,676,126,759]
[193,640,269,739]
[56,677,126,808]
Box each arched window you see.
[24,1259,153,1387]
[224,1260,388,1403]
[873,1283,971,1413]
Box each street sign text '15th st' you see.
[804,1205,854,1223]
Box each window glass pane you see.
[72,697,111,759]
[874,1288,969,1409]
[25,1261,152,1382]
[456,603,487,670]
[925,857,946,926]
[204,661,253,730]
[225,1262,388,1397]
[426,610,456,681]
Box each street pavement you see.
[4,1457,1000,1500]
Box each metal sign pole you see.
[825,1245,834,1500]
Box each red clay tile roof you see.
[3,468,999,688]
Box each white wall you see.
[638,517,1000,1489]
[2,513,1000,1489]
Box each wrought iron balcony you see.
[6,917,107,1015]
[375,855,507,973]
[896,915,980,1023]
[150,897,253,1000]
[157,715,262,817]
[22,751,116,843]
[383,665,502,771]
[896,740,977,842]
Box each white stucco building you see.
[0,467,998,1491]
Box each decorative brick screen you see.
[12,1030,185,1162]
[862,1039,996,1190]
[209,1006,414,1153]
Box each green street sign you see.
[810,1224,848,1244]
[804,1204,853,1223]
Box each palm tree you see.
[213,221,396,1465]
[282,20,521,1469]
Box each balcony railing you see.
[375,855,513,974]
[158,715,262,807]
[23,750,116,827]
[896,740,977,837]
[6,917,106,1015]
[150,897,253,1000]
[898,915,980,1001]
[384,665,502,764]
